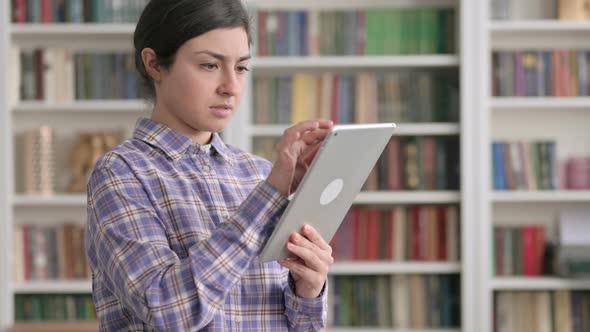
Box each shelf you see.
[12,280,91,294]
[252,123,460,137]
[492,191,590,202]
[14,194,86,207]
[13,100,149,113]
[14,192,460,206]
[252,55,459,69]
[355,191,461,204]
[251,0,457,9]
[491,97,590,110]
[490,20,590,32]
[330,262,461,275]
[328,329,460,332]
[10,24,135,48]
[7,322,98,332]
[11,23,135,35]
[491,277,590,290]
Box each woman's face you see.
[154,27,250,143]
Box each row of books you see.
[13,223,89,282]
[493,224,546,276]
[253,136,461,191]
[11,0,149,23]
[492,50,590,97]
[253,70,459,125]
[331,206,459,262]
[20,49,140,102]
[494,290,590,332]
[492,141,556,190]
[14,294,95,321]
[256,8,456,56]
[491,0,588,21]
[328,274,461,328]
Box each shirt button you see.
[234,317,241,323]
[202,165,211,173]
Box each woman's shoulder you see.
[92,139,155,175]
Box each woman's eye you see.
[237,65,250,73]
[201,63,218,70]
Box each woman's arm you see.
[85,161,288,331]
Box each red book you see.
[34,49,44,100]
[366,209,380,260]
[437,206,447,261]
[522,225,536,276]
[40,0,53,23]
[14,0,28,23]
[410,207,421,260]
[257,11,267,56]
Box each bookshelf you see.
[477,1,590,331]
[0,0,478,331]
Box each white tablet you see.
[258,123,397,262]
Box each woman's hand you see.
[266,120,333,197]
[278,225,333,299]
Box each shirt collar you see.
[132,117,234,163]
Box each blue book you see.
[578,50,588,96]
[492,142,506,190]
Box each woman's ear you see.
[141,48,162,83]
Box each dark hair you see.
[133,0,252,101]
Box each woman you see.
[85,0,333,330]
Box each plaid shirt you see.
[85,117,327,331]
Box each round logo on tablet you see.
[320,178,344,205]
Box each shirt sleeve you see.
[283,272,328,331]
[85,162,288,331]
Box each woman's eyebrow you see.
[192,50,251,62]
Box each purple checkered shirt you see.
[85,117,327,331]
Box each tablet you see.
[258,123,396,262]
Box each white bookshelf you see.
[490,277,590,291]
[0,0,13,329]
[330,262,461,275]
[252,123,461,136]
[13,194,87,207]
[490,20,590,31]
[0,0,478,331]
[252,55,459,69]
[13,100,150,113]
[13,191,461,207]
[491,97,590,110]
[492,190,590,202]
[12,281,92,294]
[476,2,590,332]
[328,329,460,332]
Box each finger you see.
[277,258,317,281]
[316,119,334,129]
[286,242,328,273]
[301,225,332,251]
[289,232,333,264]
[301,128,330,145]
[301,143,322,167]
[285,120,321,137]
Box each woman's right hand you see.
[266,120,333,197]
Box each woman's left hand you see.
[278,225,334,299]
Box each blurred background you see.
[1,0,590,331]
